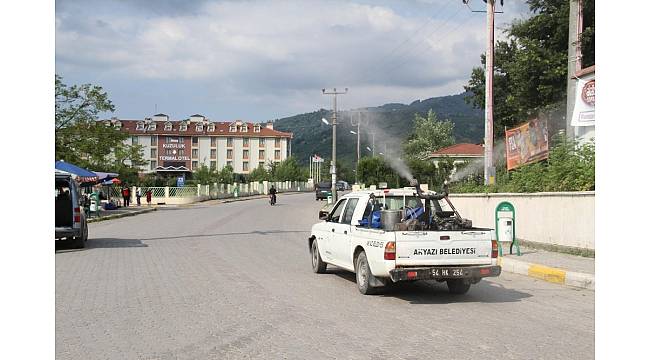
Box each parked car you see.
[335,180,350,191]
[315,181,332,201]
[55,170,88,248]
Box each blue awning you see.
[93,171,119,181]
[55,161,99,183]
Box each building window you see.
[210,161,217,169]
[259,138,265,146]
[227,160,233,168]
[243,138,249,147]
[136,122,144,130]
[164,122,172,131]
[275,150,281,160]
[166,136,172,143]
[241,124,248,132]
[253,124,261,133]
[192,149,198,158]
[192,161,198,169]
[211,137,217,147]
[196,124,203,132]
[150,160,157,170]
[151,136,157,146]
[243,150,249,159]
[207,124,215,132]
[148,123,156,131]
[229,125,236,132]
[178,149,185,156]
[243,162,249,172]
[151,149,157,158]
[132,136,139,145]
[227,149,233,159]
[275,138,281,147]
[115,121,122,129]
[192,136,198,146]
[179,123,187,131]
[259,161,266,169]
[259,150,265,159]
[227,137,233,147]
[165,149,173,156]
[211,149,216,159]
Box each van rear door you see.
[394,230,493,266]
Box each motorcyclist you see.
[269,185,277,205]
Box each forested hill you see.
[273,92,483,166]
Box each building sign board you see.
[158,137,192,167]
[571,73,595,127]
[505,118,549,171]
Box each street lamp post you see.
[350,130,359,184]
[322,87,347,202]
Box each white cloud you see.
[55,0,530,120]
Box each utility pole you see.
[464,0,499,185]
[484,0,496,185]
[322,87,348,202]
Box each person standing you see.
[136,187,142,206]
[145,189,152,206]
[122,186,131,207]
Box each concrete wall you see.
[449,192,595,250]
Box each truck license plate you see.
[431,268,465,277]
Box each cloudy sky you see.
[55,0,531,122]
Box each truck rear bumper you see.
[55,227,78,239]
[389,265,501,282]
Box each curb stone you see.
[498,257,594,290]
[87,208,157,223]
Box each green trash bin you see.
[89,191,100,218]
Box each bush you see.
[451,134,595,193]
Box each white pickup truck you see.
[308,183,501,295]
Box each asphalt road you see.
[56,193,594,360]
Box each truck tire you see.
[311,239,327,273]
[446,279,471,295]
[355,252,378,295]
[72,223,88,249]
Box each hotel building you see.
[103,114,292,175]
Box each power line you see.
[343,1,455,85]
[376,10,476,80]
[352,4,466,86]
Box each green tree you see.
[218,165,234,184]
[272,157,307,181]
[55,75,145,172]
[357,156,399,187]
[248,165,270,182]
[193,164,218,184]
[402,110,455,160]
[464,0,594,133]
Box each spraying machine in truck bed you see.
[308,180,501,295]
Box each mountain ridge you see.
[273,92,483,166]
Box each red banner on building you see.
[505,118,549,170]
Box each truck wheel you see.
[355,252,377,295]
[311,239,327,273]
[446,279,471,295]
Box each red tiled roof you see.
[429,143,484,157]
[110,119,292,138]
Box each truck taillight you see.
[491,240,498,258]
[384,241,396,260]
[74,207,81,223]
